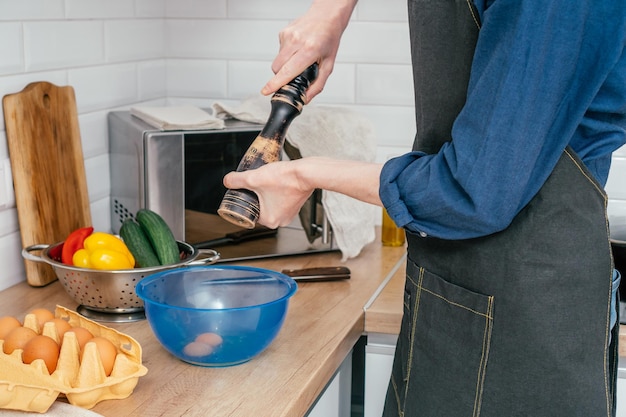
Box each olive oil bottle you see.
[381,208,405,246]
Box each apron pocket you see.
[398,260,494,416]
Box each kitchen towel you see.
[212,95,378,260]
[0,401,104,416]
[130,105,225,130]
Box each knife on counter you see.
[281,266,351,282]
[193,226,278,249]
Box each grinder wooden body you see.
[218,63,319,229]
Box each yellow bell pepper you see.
[72,232,135,270]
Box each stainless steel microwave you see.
[107,110,336,262]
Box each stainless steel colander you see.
[22,240,219,316]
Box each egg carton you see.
[0,305,148,413]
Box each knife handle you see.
[228,226,278,243]
[281,266,350,281]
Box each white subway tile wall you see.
[0,0,623,291]
[0,23,23,75]
[166,59,228,98]
[138,60,167,101]
[105,19,165,62]
[0,0,65,21]
[64,0,135,19]
[24,21,105,72]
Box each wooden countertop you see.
[0,237,406,417]
[364,259,405,336]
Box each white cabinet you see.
[364,333,397,417]
[617,360,626,417]
[307,351,353,417]
[618,377,626,417]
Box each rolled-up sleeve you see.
[380,0,626,240]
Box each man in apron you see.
[227,0,626,415]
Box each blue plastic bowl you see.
[136,265,297,367]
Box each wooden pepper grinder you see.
[217,63,319,229]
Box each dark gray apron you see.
[382,1,618,416]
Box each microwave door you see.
[144,132,186,241]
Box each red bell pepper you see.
[61,226,94,265]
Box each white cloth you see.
[130,105,224,130]
[0,401,103,416]
[212,95,378,260]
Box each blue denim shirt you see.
[380,0,626,239]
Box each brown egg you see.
[22,335,60,374]
[0,316,21,340]
[45,318,72,341]
[195,332,223,347]
[65,327,94,352]
[183,341,214,357]
[28,308,55,331]
[3,326,37,354]
[85,337,117,376]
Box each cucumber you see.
[135,209,180,265]
[119,218,161,268]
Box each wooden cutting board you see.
[3,82,92,286]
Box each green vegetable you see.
[135,209,180,265]
[119,218,160,268]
